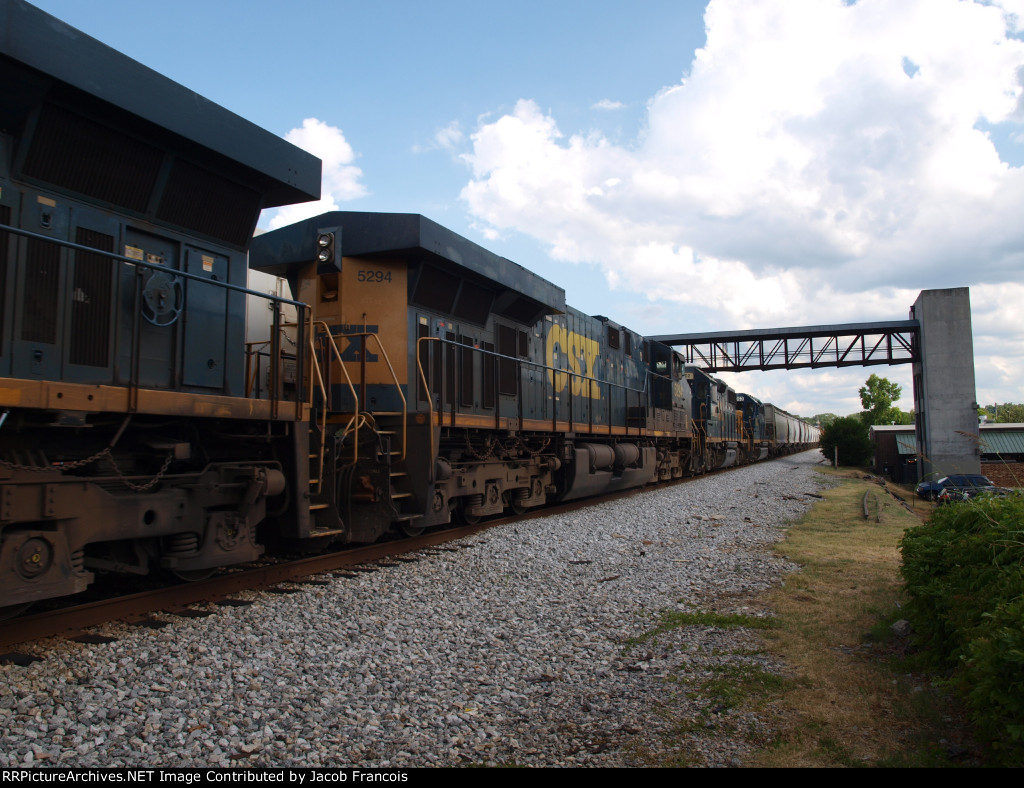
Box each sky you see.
[27,0,1024,418]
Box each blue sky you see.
[28,0,1024,418]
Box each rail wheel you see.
[171,568,217,582]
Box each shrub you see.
[819,415,873,466]
[901,495,1024,764]
[964,597,1024,765]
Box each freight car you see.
[0,0,817,615]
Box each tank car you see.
[0,0,320,614]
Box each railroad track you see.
[0,463,777,655]
[0,522,497,653]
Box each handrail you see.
[0,222,306,306]
[307,322,361,485]
[0,220,307,420]
[304,325,408,486]
[244,341,267,399]
[415,334,664,433]
[327,331,408,463]
[415,337,440,464]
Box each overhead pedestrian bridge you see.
[649,320,919,373]
[650,288,978,481]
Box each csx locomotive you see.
[0,0,816,615]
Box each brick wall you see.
[981,462,1024,488]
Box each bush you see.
[818,415,873,466]
[964,597,1024,764]
[901,495,1024,764]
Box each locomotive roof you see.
[0,0,320,208]
[251,211,567,317]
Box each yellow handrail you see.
[415,336,440,464]
[326,331,408,463]
[305,325,408,480]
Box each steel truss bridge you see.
[649,320,920,373]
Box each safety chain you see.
[0,448,174,492]
[104,452,174,492]
[0,446,112,473]
[463,432,496,460]
[513,436,551,457]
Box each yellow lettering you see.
[546,324,601,400]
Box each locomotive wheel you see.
[171,567,217,582]
[456,507,482,526]
[511,500,529,516]
[400,521,426,537]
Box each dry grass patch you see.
[748,468,976,767]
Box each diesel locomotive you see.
[0,0,817,615]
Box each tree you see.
[994,403,1024,424]
[859,374,907,426]
[819,415,874,467]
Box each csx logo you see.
[329,324,380,363]
[545,324,601,400]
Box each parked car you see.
[916,474,997,501]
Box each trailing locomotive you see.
[248,211,819,544]
[0,0,817,615]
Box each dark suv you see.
[916,474,997,501]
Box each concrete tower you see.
[912,288,980,480]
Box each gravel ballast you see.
[1,450,830,768]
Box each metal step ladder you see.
[307,419,346,538]
[376,429,422,526]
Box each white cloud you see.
[262,118,367,229]
[459,0,1024,413]
[412,121,466,155]
[592,99,625,110]
[434,121,465,152]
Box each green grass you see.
[624,609,779,650]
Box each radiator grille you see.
[412,264,458,314]
[22,238,60,344]
[0,204,8,349]
[22,104,163,213]
[156,159,261,247]
[69,228,114,368]
[452,279,492,325]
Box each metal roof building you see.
[870,423,1024,485]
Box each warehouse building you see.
[870,423,1024,487]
